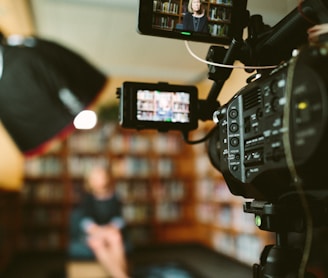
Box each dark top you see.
[182,13,209,34]
[80,193,124,226]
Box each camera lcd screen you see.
[138,0,236,45]
[137,90,191,123]
[120,82,198,131]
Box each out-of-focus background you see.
[4,1,325,278]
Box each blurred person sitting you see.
[69,164,129,278]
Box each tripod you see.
[244,199,328,278]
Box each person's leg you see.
[87,230,128,278]
[102,227,128,274]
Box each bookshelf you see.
[19,121,273,266]
[20,142,69,251]
[107,125,196,244]
[153,0,181,31]
[152,0,233,38]
[20,123,196,251]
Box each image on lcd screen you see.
[137,90,190,123]
[151,0,233,38]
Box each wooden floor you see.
[66,261,108,278]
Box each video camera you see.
[116,0,328,276]
[117,0,328,201]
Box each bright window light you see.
[73,110,97,129]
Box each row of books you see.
[68,131,183,155]
[212,231,265,265]
[196,203,257,232]
[68,156,108,178]
[209,6,231,22]
[153,16,176,30]
[115,180,150,201]
[150,133,183,154]
[153,0,233,15]
[22,182,65,202]
[153,180,186,201]
[115,179,186,201]
[110,132,186,156]
[40,124,186,156]
[123,203,151,222]
[137,100,190,113]
[208,0,232,6]
[195,177,236,202]
[70,179,187,206]
[25,156,64,177]
[19,232,63,251]
[22,208,64,226]
[209,23,229,37]
[137,90,191,103]
[122,203,151,224]
[109,133,152,154]
[112,157,175,178]
[25,155,179,177]
[156,202,182,221]
[137,111,189,123]
[153,1,180,14]
[68,129,106,153]
[123,202,184,223]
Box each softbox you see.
[0,37,107,156]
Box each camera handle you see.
[197,0,249,122]
[244,200,323,278]
[198,38,246,121]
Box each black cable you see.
[181,125,217,145]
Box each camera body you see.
[117,81,199,132]
[208,44,328,201]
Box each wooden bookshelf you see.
[152,0,233,38]
[19,123,197,251]
[19,121,274,266]
[20,141,69,252]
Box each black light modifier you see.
[0,36,107,156]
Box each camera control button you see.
[230,137,239,147]
[229,123,239,133]
[231,165,239,172]
[229,109,238,119]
